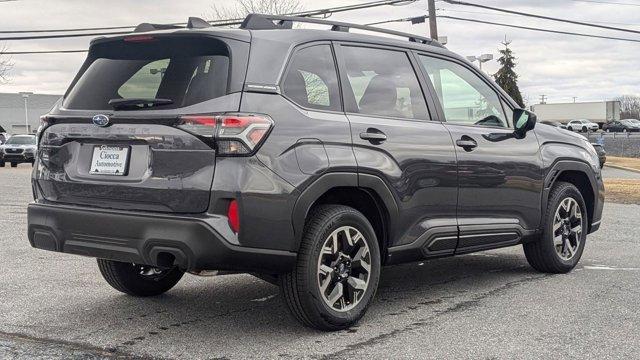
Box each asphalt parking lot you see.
[1,165,639,359]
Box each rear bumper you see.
[27,203,296,274]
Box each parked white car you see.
[566,119,600,132]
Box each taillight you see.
[177,113,273,156]
[227,200,240,233]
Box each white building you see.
[0,93,61,134]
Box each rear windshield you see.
[64,36,230,110]
[6,136,36,145]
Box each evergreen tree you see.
[494,39,525,108]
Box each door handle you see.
[456,136,477,150]
[360,129,387,143]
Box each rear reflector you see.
[228,200,240,233]
[177,113,273,156]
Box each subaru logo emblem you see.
[92,114,110,127]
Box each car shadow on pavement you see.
[32,249,540,356]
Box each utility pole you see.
[573,97,577,103]
[539,95,547,104]
[428,0,438,40]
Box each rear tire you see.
[523,182,587,274]
[279,205,381,331]
[97,259,184,297]
[582,126,587,132]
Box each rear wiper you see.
[108,98,173,110]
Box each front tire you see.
[97,259,184,296]
[0,162,4,167]
[10,162,17,168]
[280,205,381,331]
[524,182,587,273]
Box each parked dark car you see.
[603,119,640,132]
[1,134,37,167]
[27,15,604,330]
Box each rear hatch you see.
[35,32,250,213]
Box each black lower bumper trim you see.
[27,203,296,274]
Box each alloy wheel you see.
[317,226,371,312]
[552,198,583,261]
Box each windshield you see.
[6,136,36,145]
[64,36,230,110]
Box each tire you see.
[567,126,573,132]
[10,162,17,168]
[0,162,4,167]
[523,182,588,274]
[279,205,381,331]
[97,259,184,297]
[582,126,587,132]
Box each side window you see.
[419,55,508,128]
[282,45,341,112]
[341,46,429,120]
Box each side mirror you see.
[514,109,537,137]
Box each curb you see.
[604,163,640,174]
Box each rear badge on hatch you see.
[92,114,110,127]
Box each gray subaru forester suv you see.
[28,14,604,330]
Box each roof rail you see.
[239,14,442,47]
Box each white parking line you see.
[583,265,640,271]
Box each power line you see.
[0,0,417,36]
[570,0,640,6]
[443,0,640,35]
[438,8,640,27]
[439,15,640,43]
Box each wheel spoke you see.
[553,234,564,246]
[327,282,344,306]
[564,238,575,257]
[319,273,332,293]
[344,228,354,246]
[571,224,582,234]
[553,220,563,232]
[322,233,339,256]
[347,276,367,291]
[352,246,371,273]
[319,264,334,277]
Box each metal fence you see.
[587,132,640,158]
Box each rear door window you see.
[64,37,232,110]
[340,46,429,120]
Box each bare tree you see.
[615,95,640,119]
[208,0,303,21]
[0,44,12,84]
